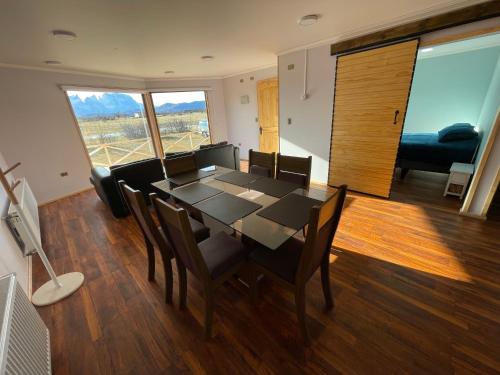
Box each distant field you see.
[76,111,210,166]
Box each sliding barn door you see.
[328,40,418,197]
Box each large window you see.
[66,89,211,167]
[67,91,155,167]
[151,91,211,153]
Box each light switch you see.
[288,118,292,125]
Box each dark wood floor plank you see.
[33,164,500,374]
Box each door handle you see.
[393,110,400,125]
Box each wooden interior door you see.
[328,40,418,197]
[257,78,279,153]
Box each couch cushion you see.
[249,237,303,283]
[198,231,248,279]
[195,144,239,170]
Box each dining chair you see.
[276,153,312,189]
[248,149,276,178]
[163,153,198,177]
[151,194,249,339]
[118,181,210,303]
[248,185,347,345]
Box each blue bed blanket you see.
[398,133,479,166]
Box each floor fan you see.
[0,162,84,306]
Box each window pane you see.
[67,91,155,167]
[151,91,210,153]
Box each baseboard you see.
[38,187,93,207]
[458,210,487,220]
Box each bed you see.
[396,132,480,178]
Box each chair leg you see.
[294,286,311,346]
[204,290,215,339]
[145,238,155,281]
[177,260,188,309]
[160,252,173,304]
[321,256,334,310]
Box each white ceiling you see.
[0,0,488,79]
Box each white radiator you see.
[0,273,51,375]
[5,178,41,256]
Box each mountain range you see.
[69,92,206,119]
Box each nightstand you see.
[444,162,474,199]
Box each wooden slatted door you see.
[328,40,418,197]
[257,78,279,153]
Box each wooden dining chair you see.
[151,194,249,339]
[163,153,198,177]
[249,185,347,345]
[248,149,276,178]
[119,181,210,303]
[276,153,312,189]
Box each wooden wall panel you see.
[328,40,418,197]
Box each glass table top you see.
[152,166,337,250]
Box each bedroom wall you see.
[403,46,500,134]
[0,151,31,295]
[223,66,277,158]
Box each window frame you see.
[63,87,213,168]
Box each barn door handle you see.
[393,110,400,125]
[259,127,263,135]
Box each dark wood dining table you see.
[152,166,336,250]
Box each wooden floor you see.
[34,169,500,374]
[391,169,462,213]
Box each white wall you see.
[277,17,500,186]
[278,45,336,183]
[222,66,277,158]
[465,54,500,217]
[403,46,500,133]
[145,78,229,143]
[0,67,228,204]
[0,152,31,295]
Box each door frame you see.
[257,77,280,154]
[327,38,420,197]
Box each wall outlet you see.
[288,64,295,70]
[60,172,68,177]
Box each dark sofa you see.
[90,158,165,218]
[91,143,240,218]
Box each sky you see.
[68,90,205,105]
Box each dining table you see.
[152,166,336,250]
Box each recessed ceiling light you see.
[201,55,214,61]
[298,14,320,26]
[51,30,77,40]
[421,47,433,53]
[164,70,175,74]
[44,60,62,65]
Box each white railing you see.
[87,132,210,167]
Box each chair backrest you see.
[151,195,210,280]
[296,185,347,284]
[118,181,165,250]
[248,149,276,178]
[276,154,312,189]
[163,153,197,177]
